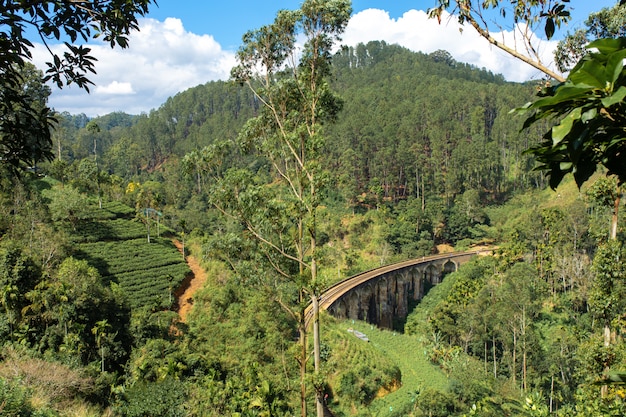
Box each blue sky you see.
[145,1,609,48]
[31,1,618,116]
[146,1,424,49]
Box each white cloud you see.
[342,9,560,83]
[96,81,135,95]
[31,10,561,116]
[32,17,236,116]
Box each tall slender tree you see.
[227,1,351,416]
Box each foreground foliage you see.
[521,37,626,188]
[1,0,154,172]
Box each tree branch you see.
[464,15,566,82]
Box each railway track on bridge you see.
[304,250,491,328]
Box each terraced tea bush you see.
[68,197,190,310]
[76,238,188,309]
[70,219,147,243]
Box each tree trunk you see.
[602,324,611,397]
[522,307,527,392]
[512,330,517,387]
[484,340,487,373]
[610,192,620,240]
[313,295,324,417]
[550,375,554,413]
[310,202,324,417]
[492,334,497,378]
[603,187,620,398]
[300,303,307,417]
[146,214,151,243]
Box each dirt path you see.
[172,239,207,322]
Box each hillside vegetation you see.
[1,40,625,417]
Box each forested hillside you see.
[55,42,549,245]
[328,43,538,204]
[2,39,626,417]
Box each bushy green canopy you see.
[519,37,626,188]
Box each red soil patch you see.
[172,239,207,323]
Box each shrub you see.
[0,377,35,416]
[0,347,97,408]
[0,377,59,417]
[113,378,186,417]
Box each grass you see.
[337,320,448,416]
[322,313,449,416]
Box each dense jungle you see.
[3,1,626,416]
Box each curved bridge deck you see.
[305,250,490,329]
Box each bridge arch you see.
[443,259,457,275]
[425,264,438,284]
[307,250,489,330]
[361,284,375,323]
[332,299,347,320]
[347,291,360,320]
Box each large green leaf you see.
[601,85,626,107]
[572,156,597,187]
[559,161,572,171]
[581,108,598,122]
[606,49,626,84]
[587,37,626,55]
[569,59,606,88]
[551,107,581,145]
[524,86,591,110]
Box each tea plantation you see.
[70,200,190,309]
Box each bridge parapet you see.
[316,251,486,329]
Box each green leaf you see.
[572,158,597,187]
[552,107,581,145]
[586,38,626,56]
[569,59,606,88]
[559,161,572,171]
[544,18,555,40]
[548,168,567,190]
[605,49,626,84]
[526,86,591,111]
[571,124,588,150]
[601,85,626,107]
[581,108,597,123]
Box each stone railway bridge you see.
[306,250,490,329]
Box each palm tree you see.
[92,319,111,372]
